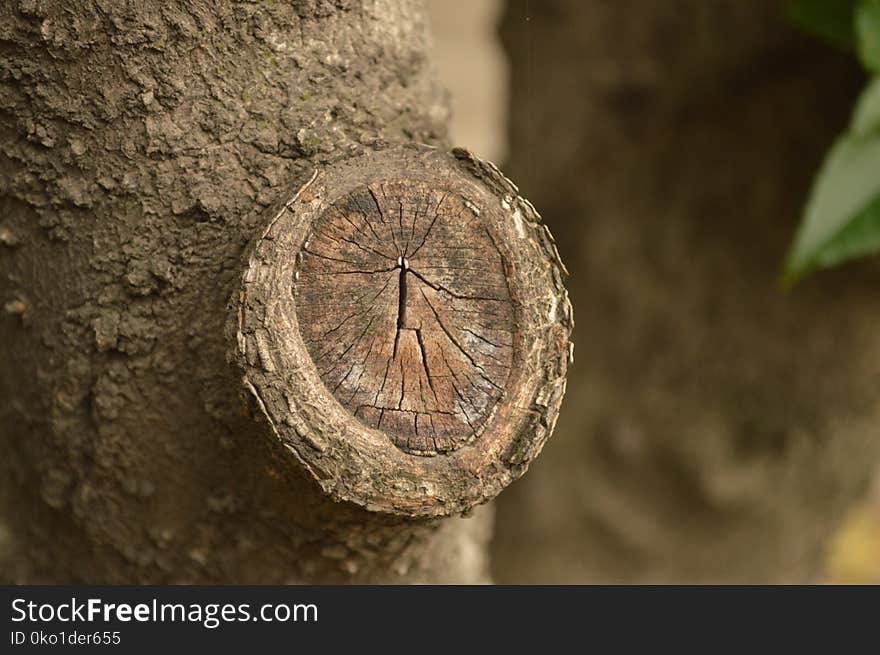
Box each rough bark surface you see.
[493,0,880,583]
[0,0,513,583]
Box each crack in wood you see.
[295,180,514,456]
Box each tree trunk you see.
[493,0,880,583]
[0,0,570,583]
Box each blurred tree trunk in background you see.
[493,0,880,583]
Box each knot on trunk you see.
[230,145,572,517]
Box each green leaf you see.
[789,0,857,49]
[803,194,880,272]
[851,75,880,134]
[856,0,880,71]
[783,78,880,285]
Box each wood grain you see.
[296,181,513,455]
[232,146,571,516]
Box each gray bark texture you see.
[0,0,521,583]
[492,0,880,583]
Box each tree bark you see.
[0,0,570,583]
[493,0,880,583]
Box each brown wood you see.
[232,145,572,517]
[296,179,514,456]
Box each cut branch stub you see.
[231,145,572,517]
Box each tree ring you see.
[231,145,572,517]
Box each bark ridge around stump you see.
[231,145,572,517]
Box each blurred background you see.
[427,0,880,583]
